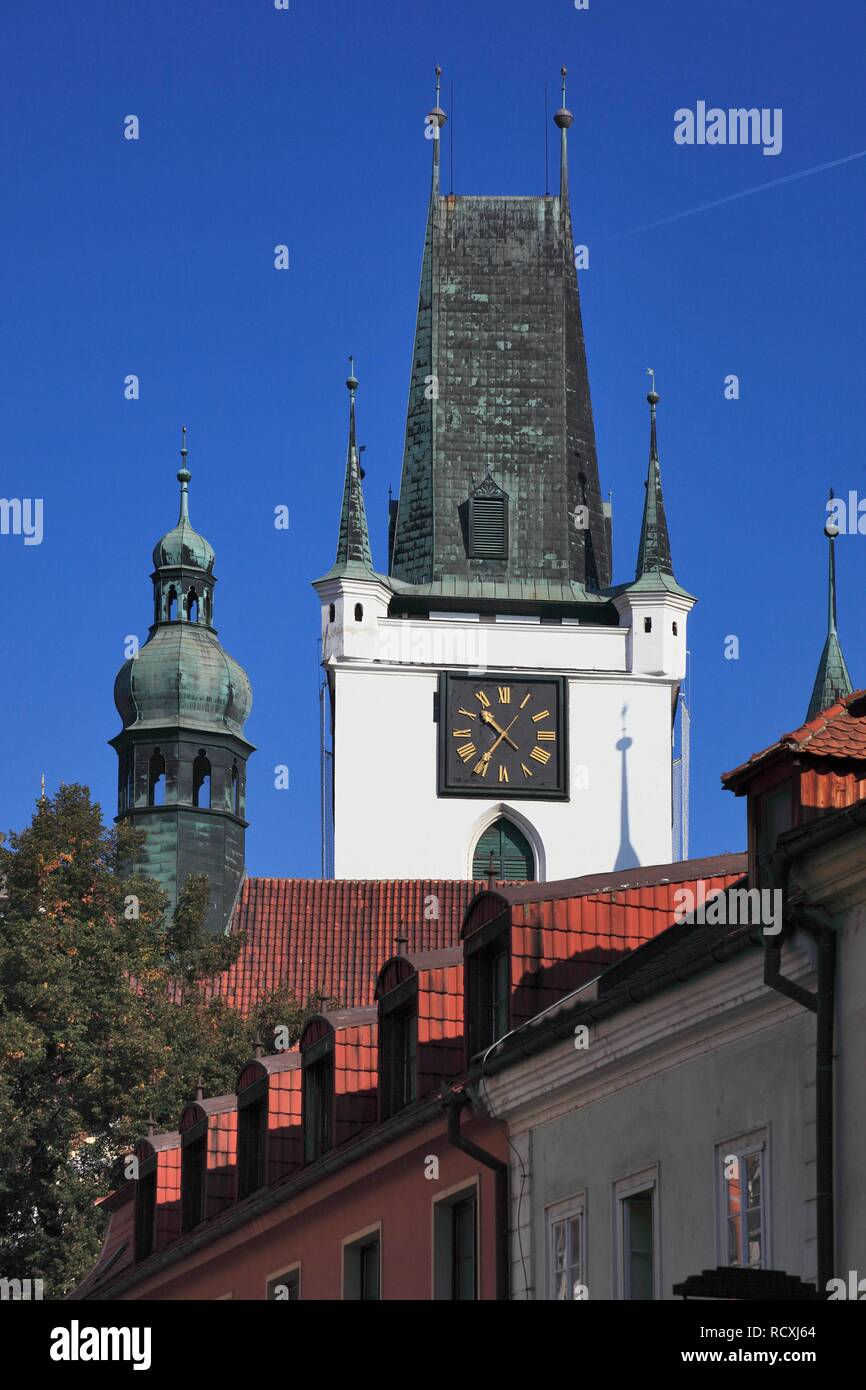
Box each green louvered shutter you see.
[472,819,534,881]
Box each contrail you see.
[608,149,866,240]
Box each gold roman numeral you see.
[499,764,509,783]
[519,693,532,709]
[498,686,511,704]
[521,763,534,779]
[536,730,556,741]
[458,707,477,720]
[530,746,551,764]
[452,728,472,738]
[473,757,490,777]
[457,743,477,762]
[531,709,551,723]
[475,689,491,708]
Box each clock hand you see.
[480,709,520,751]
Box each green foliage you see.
[0,785,316,1296]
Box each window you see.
[328,603,336,622]
[343,1226,381,1301]
[467,930,510,1056]
[181,1125,207,1234]
[237,1081,267,1200]
[672,621,678,636]
[192,750,211,809]
[354,602,364,621]
[266,1265,301,1300]
[643,616,652,633]
[303,1042,334,1164]
[134,1163,157,1263]
[148,749,165,807]
[472,818,534,880]
[614,1167,659,1300]
[379,980,418,1120]
[546,1194,586,1300]
[167,586,178,622]
[468,477,508,560]
[186,587,199,623]
[756,785,793,885]
[716,1131,768,1270]
[231,760,240,815]
[204,591,212,624]
[433,1185,478,1300]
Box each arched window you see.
[125,755,135,810]
[354,603,364,622]
[329,603,336,623]
[204,591,212,625]
[186,588,199,623]
[192,749,211,809]
[167,587,178,622]
[148,749,166,807]
[231,760,240,815]
[472,818,534,881]
[154,589,160,624]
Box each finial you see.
[487,849,497,888]
[346,356,358,394]
[252,1033,265,1059]
[825,486,839,539]
[646,367,659,406]
[395,932,409,954]
[39,773,46,803]
[553,65,573,199]
[427,65,448,195]
[146,1113,157,1137]
[177,426,191,521]
[195,1075,205,1102]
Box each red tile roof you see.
[723,690,866,789]
[207,878,486,1013]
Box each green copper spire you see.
[807,493,853,719]
[331,361,374,576]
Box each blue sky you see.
[2,0,865,876]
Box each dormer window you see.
[755,782,794,887]
[379,975,418,1119]
[237,1077,267,1200]
[303,1033,334,1164]
[134,1159,157,1262]
[467,926,510,1056]
[181,1119,207,1233]
[468,476,508,560]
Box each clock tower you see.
[314,73,695,882]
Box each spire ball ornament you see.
[554,64,573,128]
[825,486,839,538]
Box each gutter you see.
[765,843,837,1294]
[442,1086,509,1301]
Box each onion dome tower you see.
[110,431,254,934]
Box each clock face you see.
[438,673,568,799]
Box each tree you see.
[0,784,317,1295]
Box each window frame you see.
[265,1261,302,1301]
[545,1191,587,1301]
[180,1116,207,1234]
[468,487,509,561]
[341,1221,383,1301]
[613,1165,660,1301]
[302,1033,335,1164]
[431,1178,480,1301]
[715,1127,770,1271]
[466,922,511,1057]
[236,1076,268,1200]
[378,974,419,1120]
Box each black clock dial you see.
[438,673,567,799]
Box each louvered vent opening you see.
[470,496,507,560]
[472,819,534,881]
